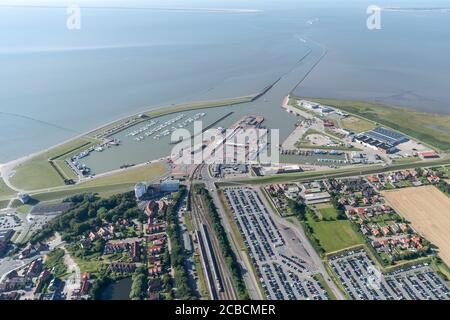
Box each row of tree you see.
[165,188,196,300]
[437,180,450,196]
[30,192,142,246]
[130,266,148,300]
[195,185,249,300]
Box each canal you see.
[101,277,132,300]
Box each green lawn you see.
[316,205,338,220]
[30,162,167,202]
[9,137,96,190]
[303,98,450,151]
[306,214,364,253]
[16,205,32,214]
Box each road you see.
[0,233,64,284]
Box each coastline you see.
[0,93,263,195]
[3,92,450,194]
[0,95,255,170]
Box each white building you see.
[134,182,147,199]
[18,193,30,204]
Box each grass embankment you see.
[221,156,450,186]
[0,176,16,199]
[10,137,97,190]
[304,98,450,151]
[144,96,253,119]
[80,162,167,187]
[313,273,337,300]
[392,157,422,164]
[30,162,167,202]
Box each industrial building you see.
[354,127,409,153]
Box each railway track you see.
[189,164,238,300]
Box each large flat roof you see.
[361,127,408,146]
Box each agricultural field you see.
[383,186,450,266]
[305,98,450,151]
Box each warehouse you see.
[354,127,409,153]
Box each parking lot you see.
[223,187,329,300]
[0,213,21,230]
[329,248,450,300]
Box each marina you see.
[125,112,207,142]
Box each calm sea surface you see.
[1,0,449,163]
